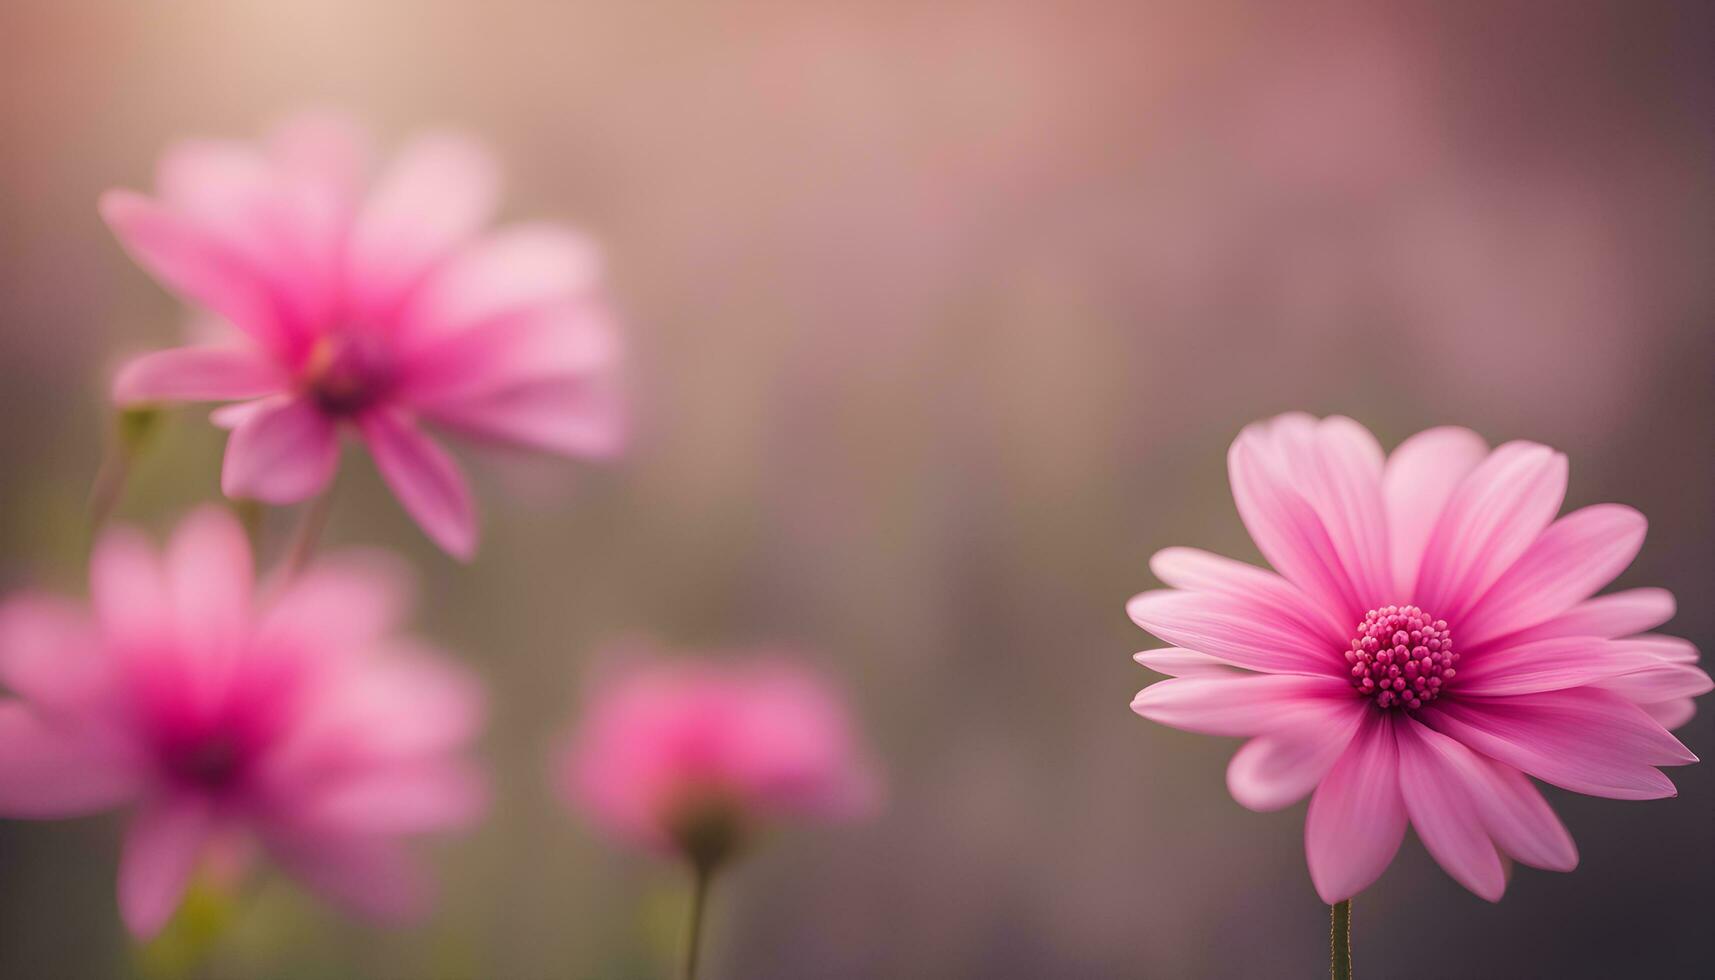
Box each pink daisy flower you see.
[0,507,486,937]
[1129,414,1707,903]
[102,114,625,558]
[556,653,879,862]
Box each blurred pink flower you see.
[557,654,879,863]
[1129,414,1708,904]
[0,507,486,937]
[103,114,625,558]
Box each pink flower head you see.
[1129,414,1707,904]
[0,507,486,937]
[557,653,879,865]
[102,114,625,558]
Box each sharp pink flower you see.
[103,114,625,558]
[0,507,486,937]
[556,653,880,861]
[1128,414,1707,904]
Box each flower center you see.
[1344,605,1456,710]
[162,732,248,792]
[302,332,395,416]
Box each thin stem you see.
[683,859,717,980]
[87,442,131,533]
[283,489,334,578]
[1330,899,1352,980]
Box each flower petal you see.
[1421,688,1694,800]
[99,190,287,348]
[1127,590,1340,675]
[300,760,487,836]
[358,411,478,559]
[221,396,339,504]
[1228,418,1363,622]
[119,795,214,938]
[0,703,138,817]
[1640,698,1697,730]
[1148,547,1347,646]
[422,372,627,459]
[0,596,105,710]
[1455,637,1666,697]
[1131,673,1355,736]
[1304,711,1406,903]
[112,345,287,406]
[1459,505,1647,648]
[1132,648,1242,678]
[1414,441,1568,621]
[1226,697,1366,811]
[347,133,500,320]
[1395,718,1506,901]
[258,550,414,660]
[1593,662,1713,703]
[1498,588,1676,646]
[164,506,253,662]
[1469,757,1577,872]
[1382,426,1488,597]
[90,526,170,643]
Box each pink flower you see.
[557,653,879,863]
[1129,414,1707,904]
[103,114,625,558]
[0,507,486,937]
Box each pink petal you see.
[99,190,287,348]
[1127,589,1340,675]
[1382,426,1488,597]
[1228,417,1365,622]
[1499,588,1676,645]
[1593,662,1713,703]
[1468,757,1578,872]
[258,550,414,659]
[1226,697,1366,811]
[301,760,487,835]
[1395,718,1506,901]
[0,596,105,709]
[89,526,170,643]
[112,345,287,406]
[118,795,214,938]
[1131,649,1242,678]
[1304,711,1406,904]
[1414,441,1568,621]
[402,223,603,337]
[1148,547,1347,645]
[264,111,371,207]
[1421,688,1694,800]
[1130,674,1355,736]
[346,133,500,320]
[164,506,253,661]
[264,831,428,924]
[358,411,477,559]
[1641,698,1697,730]
[1454,637,1666,697]
[422,372,626,458]
[1281,416,1392,605]
[1459,505,1647,648]
[221,396,339,504]
[0,703,138,817]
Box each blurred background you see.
[1,0,1711,977]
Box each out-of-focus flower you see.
[102,114,625,558]
[0,507,486,937]
[557,653,879,866]
[1128,414,1707,904]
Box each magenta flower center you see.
[160,729,252,793]
[301,332,396,416]
[1344,604,1457,710]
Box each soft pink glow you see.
[1129,414,1708,904]
[557,653,879,858]
[103,114,625,558]
[0,507,486,936]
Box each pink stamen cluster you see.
[1345,605,1456,710]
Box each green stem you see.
[1330,899,1352,980]
[683,859,716,980]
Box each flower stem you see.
[1330,899,1352,980]
[283,489,334,577]
[683,858,717,980]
